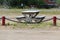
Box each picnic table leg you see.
[33,12,39,18]
[23,14,32,23]
[35,17,45,23]
[39,17,45,23]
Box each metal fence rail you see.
[42,18,53,22]
[6,18,19,23]
[0,16,60,26]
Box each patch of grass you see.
[39,9,60,15]
[6,22,17,26]
[5,21,60,29]
[0,9,60,16]
[0,9,60,29]
[11,21,53,29]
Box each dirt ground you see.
[0,29,60,40]
[0,15,60,40]
[0,9,60,40]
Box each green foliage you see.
[36,0,45,7]
[0,0,56,8]
[56,0,60,4]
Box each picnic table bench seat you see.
[34,16,45,23]
[16,15,26,22]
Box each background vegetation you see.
[0,0,46,8]
[0,0,59,8]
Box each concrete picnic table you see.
[16,10,45,23]
[22,10,40,17]
[22,10,40,22]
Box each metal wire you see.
[5,17,54,23]
[42,18,53,22]
[57,18,60,20]
[6,18,19,23]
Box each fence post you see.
[2,16,5,25]
[53,16,57,26]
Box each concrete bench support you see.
[16,15,25,22]
[34,16,45,23]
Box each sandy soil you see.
[0,9,60,40]
[0,29,60,40]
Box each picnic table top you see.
[22,10,40,14]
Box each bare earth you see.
[0,9,60,40]
[0,29,60,40]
